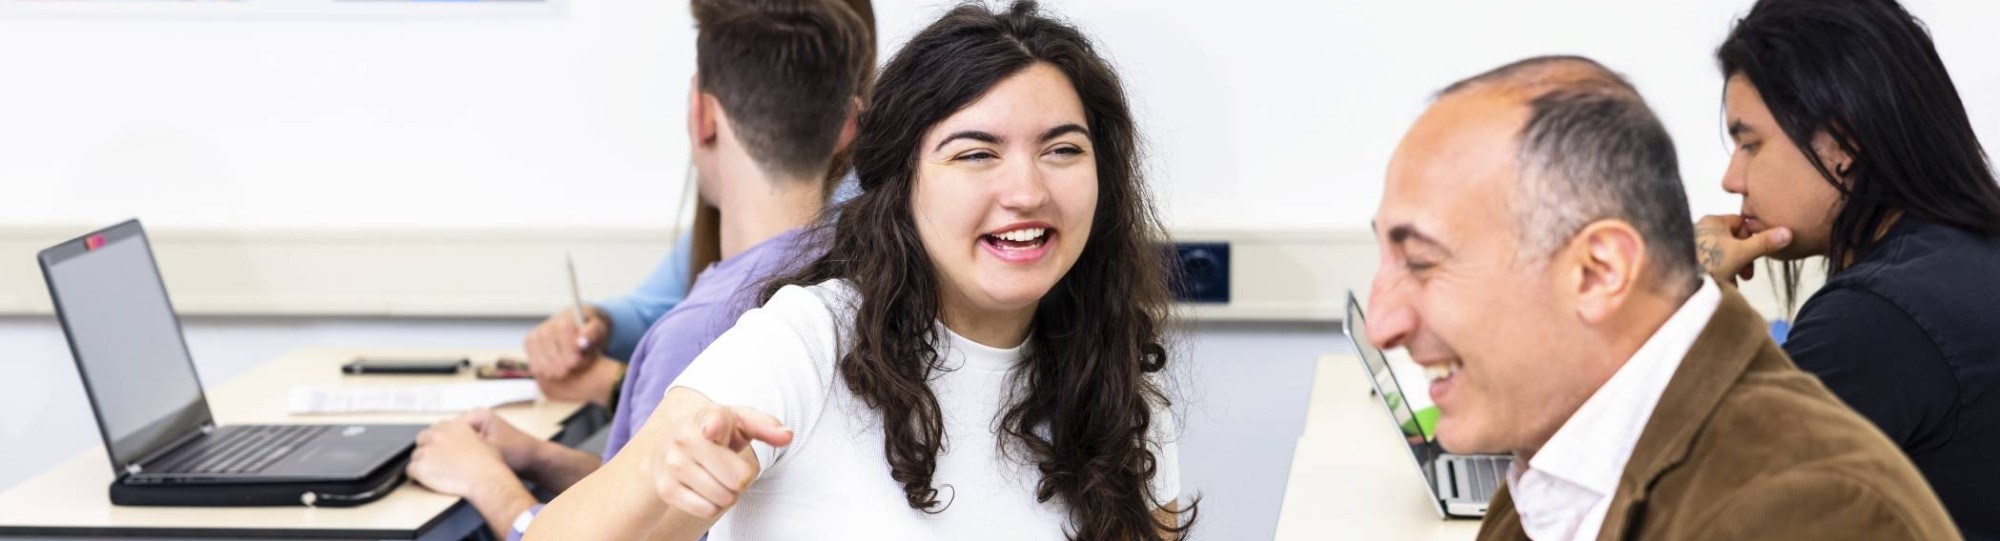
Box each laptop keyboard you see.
[1445,454,1513,502]
[1468,455,1503,498]
[159,425,331,475]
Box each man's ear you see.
[832,96,862,154]
[1568,219,1645,324]
[688,74,719,148]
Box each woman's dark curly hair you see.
[761,1,1195,538]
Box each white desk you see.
[1273,354,1482,540]
[0,348,587,539]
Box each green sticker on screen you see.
[1401,406,1442,441]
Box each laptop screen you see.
[40,220,212,474]
[1342,293,1438,473]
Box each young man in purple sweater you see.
[399,0,873,537]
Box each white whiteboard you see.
[2,0,1996,232]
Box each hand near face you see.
[407,419,520,499]
[1695,214,1793,286]
[644,405,792,519]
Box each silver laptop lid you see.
[1343,292,1445,501]
[39,219,214,476]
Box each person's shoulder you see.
[1833,216,2000,290]
[1803,220,1997,359]
[1689,465,1959,540]
[762,279,857,318]
[1713,363,1886,439]
[1698,367,1921,477]
[751,279,856,355]
[1896,214,2000,252]
[1790,287,1929,352]
[1796,286,1906,319]
[1671,378,1956,538]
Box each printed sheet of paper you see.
[289,380,540,415]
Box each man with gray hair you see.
[1365,55,1956,540]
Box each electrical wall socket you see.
[1171,242,1230,304]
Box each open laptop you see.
[38,219,424,506]
[1343,291,1513,518]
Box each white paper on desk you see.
[288,380,541,415]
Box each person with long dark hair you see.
[1698,0,2000,537]
[527,2,1195,539]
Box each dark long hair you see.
[1717,0,2000,308]
[762,1,1195,539]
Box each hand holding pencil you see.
[523,254,610,379]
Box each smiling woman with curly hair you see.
[528,2,1198,539]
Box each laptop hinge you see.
[123,422,217,476]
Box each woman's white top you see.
[668,280,1181,540]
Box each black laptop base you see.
[110,452,410,507]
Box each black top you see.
[1786,216,2000,541]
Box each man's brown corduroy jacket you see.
[1476,287,1961,541]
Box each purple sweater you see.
[603,228,811,459]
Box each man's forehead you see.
[1382,91,1526,222]
[1406,91,1528,166]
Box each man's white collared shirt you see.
[1505,278,1722,541]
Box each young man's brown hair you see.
[690,0,868,180]
[687,0,873,278]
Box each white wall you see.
[5,0,1994,234]
[0,0,693,230]
[1035,0,1996,229]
